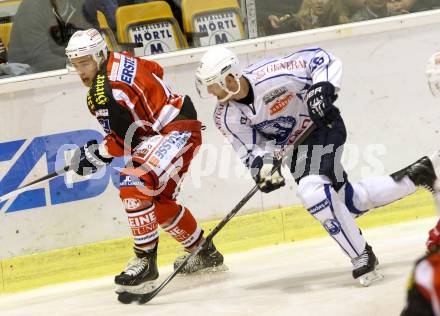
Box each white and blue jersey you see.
[213,47,343,168]
[213,47,425,266]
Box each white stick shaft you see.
[0,167,70,204]
[0,183,44,203]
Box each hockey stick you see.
[0,165,71,204]
[118,124,316,304]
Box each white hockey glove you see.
[304,82,340,128]
[251,156,285,193]
[426,52,440,97]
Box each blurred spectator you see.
[403,0,440,12]
[8,0,92,73]
[341,0,366,18]
[387,0,409,13]
[83,0,184,34]
[83,0,118,31]
[255,0,304,36]
[298,0,349,29]
[0,36,32,77]
[0,37,6,64]
[267,14,306,35]
[166,0,184,31]
[350,0,406,21]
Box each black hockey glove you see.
[251,156,285,193]
[71,140,113,176]
[49,22,82,46]
[304,82,340,128]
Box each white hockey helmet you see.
[65,29,108,67]
[195,46,241,102]
[426,51,440,97]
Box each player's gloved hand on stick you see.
[426,219,440,254]
[305,81,340,128]
[251,155,285,193]
[71,140,113,176]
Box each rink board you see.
[1,11,440,260]
[0,189,435,294]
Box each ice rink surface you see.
[0,217,436,316]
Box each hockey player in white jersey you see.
[195,46,439,286]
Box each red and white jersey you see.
[87,51,184,157]
[415,253,440,315]
[402,251,440,316]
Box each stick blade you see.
[116,288,160,305]
[138,288,160,304]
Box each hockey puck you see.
[117,292,136,304]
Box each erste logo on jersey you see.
[116,55,137,85]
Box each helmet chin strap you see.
[218,76,241,102]
[92,50,108,69]
[93,55,103,69]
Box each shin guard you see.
[155,199,202,249]
[298,175,366,258]
[122,198,159,251]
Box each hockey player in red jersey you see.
[424,51,440,255]
[65,29,224,297]
[401,251,440,316]
[401,52,440,315]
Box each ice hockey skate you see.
[391,156,438,192]
[351,244,383,287]
[174,240,227,275]
[115,249,159,295]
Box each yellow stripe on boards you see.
[0,189,436,294]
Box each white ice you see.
[0,217,436,316]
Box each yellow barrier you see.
[116,1,187,55]
[0,22,11,48]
